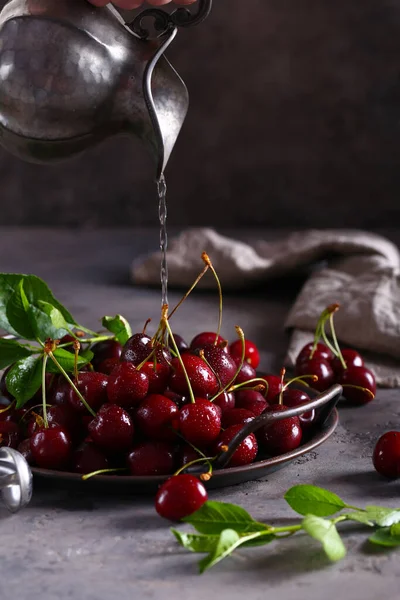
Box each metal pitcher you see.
[0,0,212,179]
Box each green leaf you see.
[284,485,347,517]
[5,355,42,408]
[172,529,220,553]
[369,527,400,547]
[198,530,273,573]
[302,515,346,562]
[0,338,35,370]
[28,301,70,341]
[391,523,400,536]
[102,315,132,345]
[6,280,35,339]
[183,501,269,535]
[46,348,92,374]
[344,511,374,527]
[364,506,400,527]
[0,273,77,336]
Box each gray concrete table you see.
[0,228,399,600]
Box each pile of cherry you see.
[0,317,386,521]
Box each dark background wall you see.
[1,0,400,228]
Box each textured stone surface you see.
[1,1,400,227]
[0,228,399,600]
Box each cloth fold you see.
[132,228,400,388]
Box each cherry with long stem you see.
[163,306,196,405]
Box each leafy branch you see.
[172,485,400,573]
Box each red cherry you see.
[179,398,221,447]
[155,474,208,521]
[128,441,176,476]
[88,404,134,453]
[96,358,120,375]
[296,359,335,392]
[257,405,302,455]
[229,339,260,369]
[169,334,189,354]
[121,333,171,366]
[163,390,189,409]
[178,444,206,467]
[200,344,237,387]
[213,391,235,414]
[169,355,219,397]
[47,375,72,409]
[261,374,284,403]
[215,424,258,467]
[107,362,149,408]
[234,390,267,416]
[0,420,20,448]
[190,332,226,352]
[91,340,122,370]
[296,343,334,369]
[222,408,255,428]
[74,442,110,474]
[140,362,170,394]
[338,366,376,405]
[135,394,178,441]
[30,426,72,469]
[232,359,257,386]
[373,432,400,478]
[271,390,315,430]
[68,372,109,414]
[331,349,364,375]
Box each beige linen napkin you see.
[132,228,400,388]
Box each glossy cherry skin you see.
[338,366,376,405]
[68,372,109,414]
[295,342,334,369]
[296,359,335,392]
[169,355,219,397]
[96,358,120,376]
[46,405,80,437]
[190,332,226,352]
[155,474,208,521]
[373,431,400,478]
[272,390,315,430]
[257,405,302,456]
[163,390,189,409]
[30,426,72,469]
[0,401,15,422]
[140,362,170,394]
[91,340,123,370]
[179,398,221,447]
[128,441,176,476]
[170,334,189,354]
[47,375,72,409]
[107,362,149,408]
[213,391,235,414]
[121,333,171,366]
[215,424,258,467]
[331,349,364,375]
[178,443,206,467]
[0,420,20,448]
[88,405,134,453]
[233,360,257,386]
[235,390,267,416]
[222,408,255,428]
[74,442,109,474]
[200,344,237,387]
[261,374,284,403]
[135,394,178,441]
[229,339,260,369]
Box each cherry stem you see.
[227,377,269,394]
[210,325,246,402]
[174,456,214,477]
[278,368,286,405]
[342,384,375,399]
[0,402,15,415]
[73,340,80,380]
[283,374,318,390]
[142,318,152,334]
[163,310,196,405]
[48,352,96,418]
[41,353,49,429]
[168,264,209,320]
[199,349,222,389]
[82,468,127,481]
[202,252,223,345]
[328,312,347,370]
